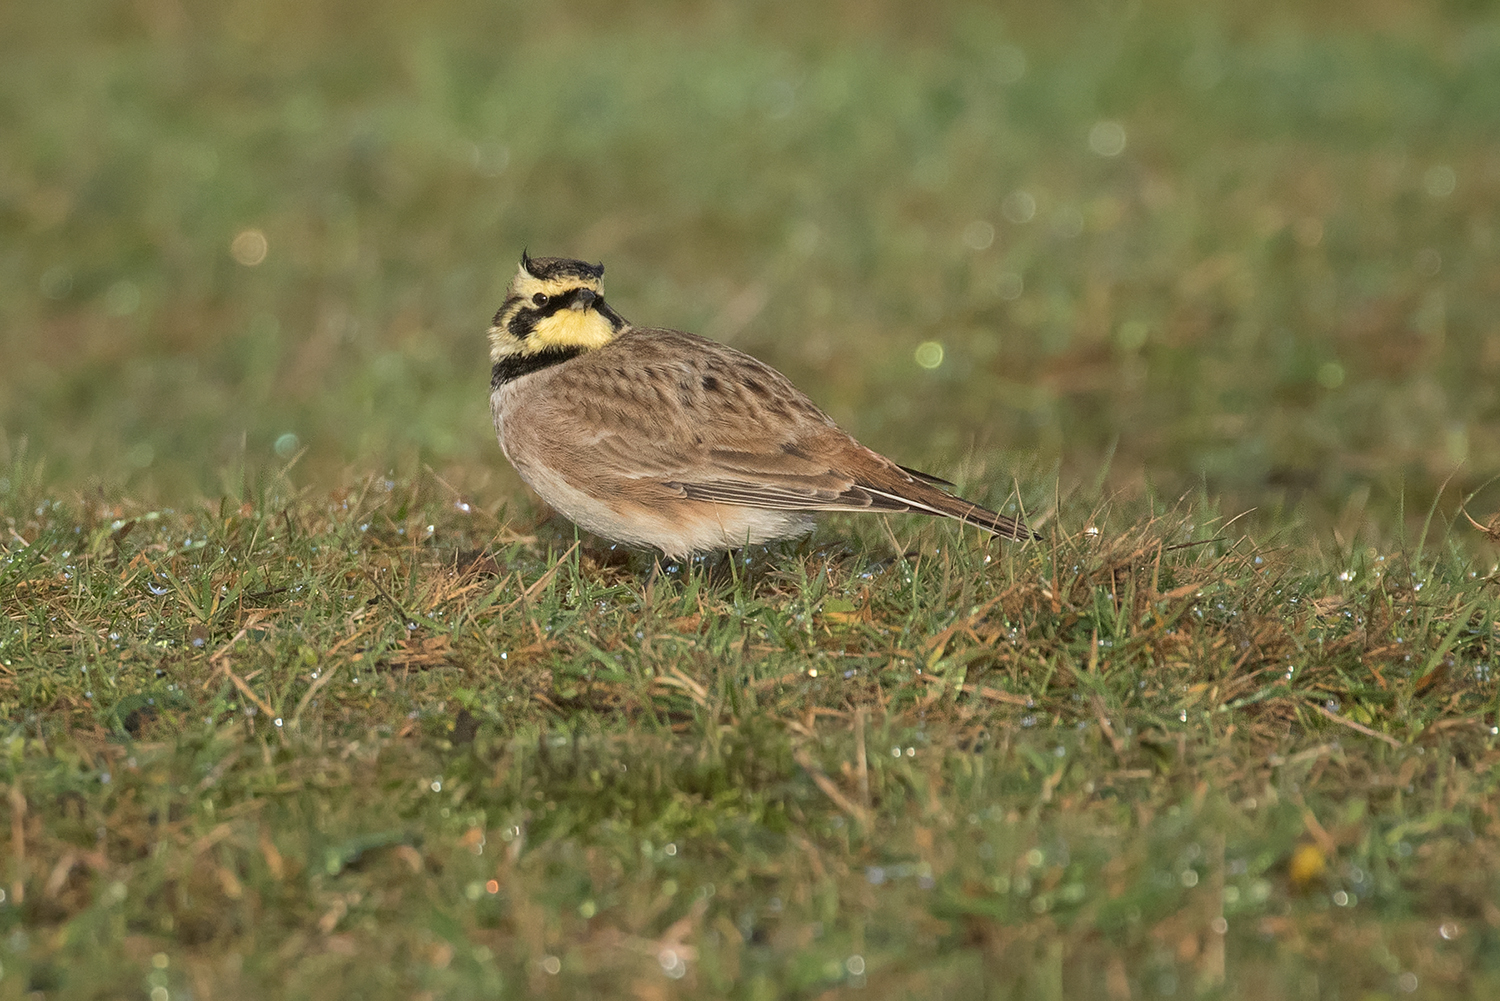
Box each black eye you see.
[531,292,549,307]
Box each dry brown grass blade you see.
[959,684,1030,707]
[8,782,25,905]
[387,634,455,670]
[1297,800,1339,857]
[748,670,812,692]
[793,747,870,827]
[854,708,870,812]
[1093,694,1128,761]
[651,668,710,707]
[44,849,108,899]
[652,897,708,962]
[1268,743,1341,768]
[498,541,581,615]
[291,626,374,724]
[222,664,277,721]
[1308,701,1402,748]
[1460,507,1500,543]
[206,610,270,675]
[43,851,78,899]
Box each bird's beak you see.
[570,289,596,311]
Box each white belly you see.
[492,385,812,557]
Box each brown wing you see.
[522,328,1035,541]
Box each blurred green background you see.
[3,0,1499,525]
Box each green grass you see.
[1,468,1497,998]
[4,0,1500,997]
[5,0,1500,518]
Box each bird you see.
[487,252,1036,560]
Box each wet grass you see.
[1,468,1497,998]
[4,0,1500,997]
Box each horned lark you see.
[488,253,1036,559]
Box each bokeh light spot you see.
[1089,121,1127,157]
[962,220,995,250]
[231,229,268,266]
[1002,191,1036,224]
[1423,165,1455,197]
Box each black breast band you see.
[491,346,584,389]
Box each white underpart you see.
[492,384,812,558]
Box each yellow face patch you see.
[488,265,620,360]
[525,305,618,353]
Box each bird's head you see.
[487,252,627,362]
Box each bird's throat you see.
[489,306,619,363]
[529,308,618,353]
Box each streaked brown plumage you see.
[489,253,1035,559]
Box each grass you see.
[4,0,1500,997]
[1,466,1496,998]
[5,0,1500,517]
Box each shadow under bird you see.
[487,253,1036,559]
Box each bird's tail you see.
[862,474,1039,542]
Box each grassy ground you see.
[1,471,1497,999]
[3,0,1500,997]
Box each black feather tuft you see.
[519,254,604,282]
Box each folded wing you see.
[535,327,1036,541]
